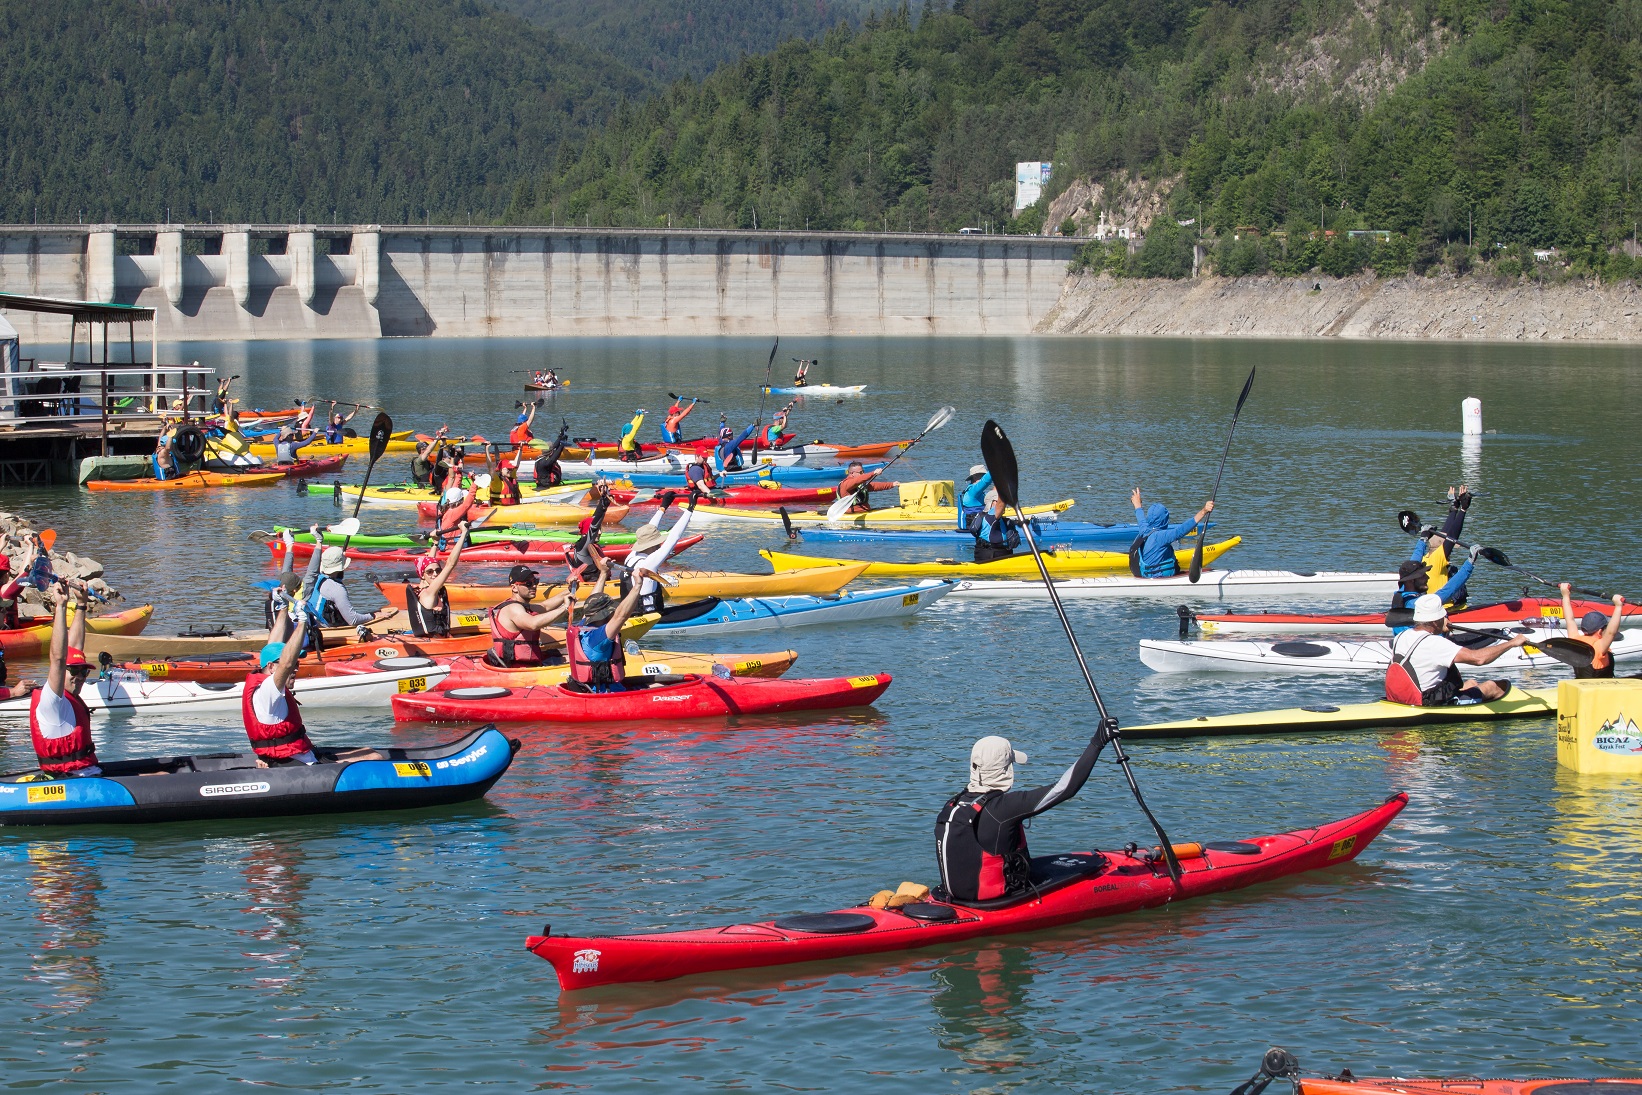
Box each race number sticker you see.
[901,593,920,606]
[848,676,882,689]
[394,762,433,778]
[26,784,67,804]
[1328,835,1357,859]
[396,677,429,693]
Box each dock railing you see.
[0,360,218,454]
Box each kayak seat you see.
[657,598,723,624]
[934,852,1111,911]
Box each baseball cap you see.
[1580,610,1608,633]
[581,592,617,623]
[64,647,89,668]
[508,565,538,585]
[259,642,285,668]
[1412,593,1447,623]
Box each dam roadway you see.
[0,225,1082,342]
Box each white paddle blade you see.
[926,405,956,434]
[824,491,855,523]
[328,518,361,537]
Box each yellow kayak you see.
[688,480,1074,527]
[376,564,874,610]
[248,431,417,458]
[760,538,1242,578]
[319,481,592,506]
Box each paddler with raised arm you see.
[246,604,380,767]
[405,522,469,638]
[934,734,1105,904]
[957,465,993,525]
[28,583,101,778]
[792,358,812,387]
[1559,583,1628,679]
[487,564,575,667]
[760,404,793,450]
[715,418,759,473]
[510,401,538,447]
[661,398,699,444]
[566,556,658,692]
[1384,594,1527,705]
[311,546,397,635]
[1391,487,1478,630]
[617,408,647,463]
[1129,487,1213,579]
[323,402,358,445]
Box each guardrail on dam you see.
[0,225,1082,341]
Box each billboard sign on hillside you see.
[1015,162,1051,211]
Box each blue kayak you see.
[798,519,1215,546]
[0,727,519,826]
[649,581,956,637]
[606,462,885,488]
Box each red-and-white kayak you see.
[267,535,702,567]
[525,793,1406,988]
[640,482,896,507]
[392,671,892,722]
[1191,596,1640,635]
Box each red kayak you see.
[526,793,1406,988]
[266,455,347,478]
[268,535,702,567]
[640,482,897,507]
[1191,596,1640,635]
[392,671,892,722]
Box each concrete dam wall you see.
[0,226,1082,342]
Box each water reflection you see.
[929,945,1038,1074]
[234,838,310,993]
[25,840,108,1013]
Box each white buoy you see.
[1461,397,1483,436]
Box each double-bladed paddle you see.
[982,419,1182,883]
[1189,367,1256,583]
[1381,608,1594,670]
[338,413,394,556]
[822,405,955,523]
[1397,511,1617,600]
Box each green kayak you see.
[272,525,637,548]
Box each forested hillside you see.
[494,0,873,79]
[508,0,1642,280]
[0,0,648,224]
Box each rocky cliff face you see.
[1040,273,1642,343]
[1,513,115,609]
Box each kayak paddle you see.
[750,338,779,461]
[823,405,956,523]
[982,418,1182,883]
[1397,511,1617,599]
[668,392,709,405]
[342,413,394,553]
[1189,366,1255,583]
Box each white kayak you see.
[1137,627,1642,675]
[647,581,955,638]
[949,570,1398,601]
[764,385,867,396]
[0,660,448,718]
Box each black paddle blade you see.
[1478,546,1511,567]
[1187,538,1205,583]
[367,412,394,463]
[1397,510,1420,535]
[1538,636,1596,671]
[1384,607,1415,628]
[1232,365,1257,415]
[979,420,1021,509]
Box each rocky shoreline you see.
[1,511,115,609]
[1040,273,1642,343]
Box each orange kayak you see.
[0,604,155,657]
[86,470,284,491]
[376,564,871,610]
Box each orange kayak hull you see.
[86,471,283,491]
[1,604,155,657]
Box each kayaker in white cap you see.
[310,545,397,634]
[934,733,1106,904]
[958,465,993,525]
[1384,592,1526,706]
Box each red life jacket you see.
[509,424,533,446]
[495,476,521,506]
[30,687,99,775]
[241,671,315,760]
[489,599,544,666]
[567,624,625,686]
[1384,632,1432,705]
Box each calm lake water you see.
[3,336,1641,1091]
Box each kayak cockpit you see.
[934,851,1113,911]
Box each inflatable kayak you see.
[644,482,897,507]
[1139,627,1642,675]
[647,581,956,638]
[393,671,892,723]
[951,569,1393,601]
[526,793,1406,988]
[376,564,873,610]
[439,649,800,687]
[0,604,155,657]
[1122,685,1558,739]
[763,384,866,395]
[761,539,1241,579]
[0,726,518,826]
[84,470,284,491]
[1190,596,1642,635]
[266,534,701,567]
[0,660,447,719]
